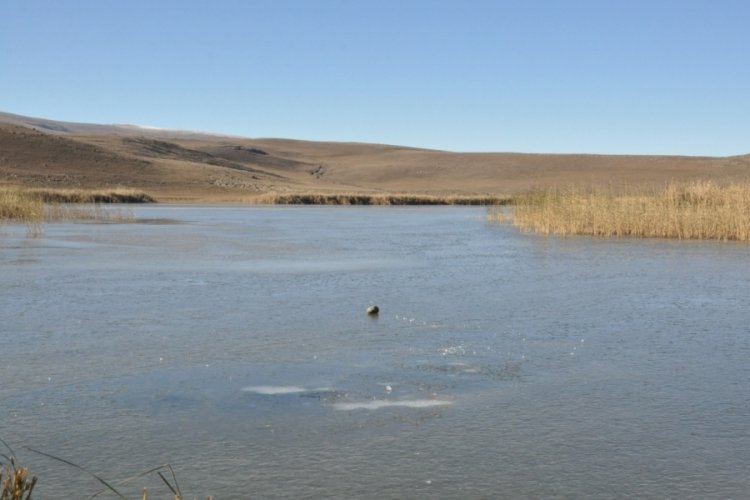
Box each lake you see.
[2,206,749,498]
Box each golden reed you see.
[0,187,44,222]
[1,460,36,500]
[0,187,152,222]
[490,181,750,241]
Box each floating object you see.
[367,305,379,315]
[385,385,393,393]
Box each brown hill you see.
[1,111,748,201]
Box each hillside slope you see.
[1,112,748,201]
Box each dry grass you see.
[0,186,141,236]
[0,187,44,222]
[491,180,750,241]
[1,460,36,500]
[1,439,36,500]
[25,187,155,204]
[254,192,511,205]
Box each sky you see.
[1,0,748,155]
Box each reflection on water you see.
[2,206,750,498]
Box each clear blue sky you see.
[1,0,748,155]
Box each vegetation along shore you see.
[489,180,750,241]
[6,181,750,242]
[252,192,511,205]
[0,187,151,232]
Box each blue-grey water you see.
[1,206,749,499]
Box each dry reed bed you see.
[24,188,155,204]
[491,181,750,241]
[0,188,44,222]
[0,187,152,222]
[255,192,511,205]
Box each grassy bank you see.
[23,187,155,204]
[490,180,750,241]
[255,192,511,205]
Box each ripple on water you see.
[332,399,453,411]
[418,361,523,380]
[241,385,307,395]
[241,385,347,401]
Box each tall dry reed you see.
[0,187,44,222]
[1,186,142,236]
[0,459,36,500]
[29,188,155,204]
[490,181,750,241]
[1,439,36,500]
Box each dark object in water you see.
[367,305,379,316]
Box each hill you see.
[1,111,748,202]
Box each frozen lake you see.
[2,205,749,498]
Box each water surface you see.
[2,206,749,498]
